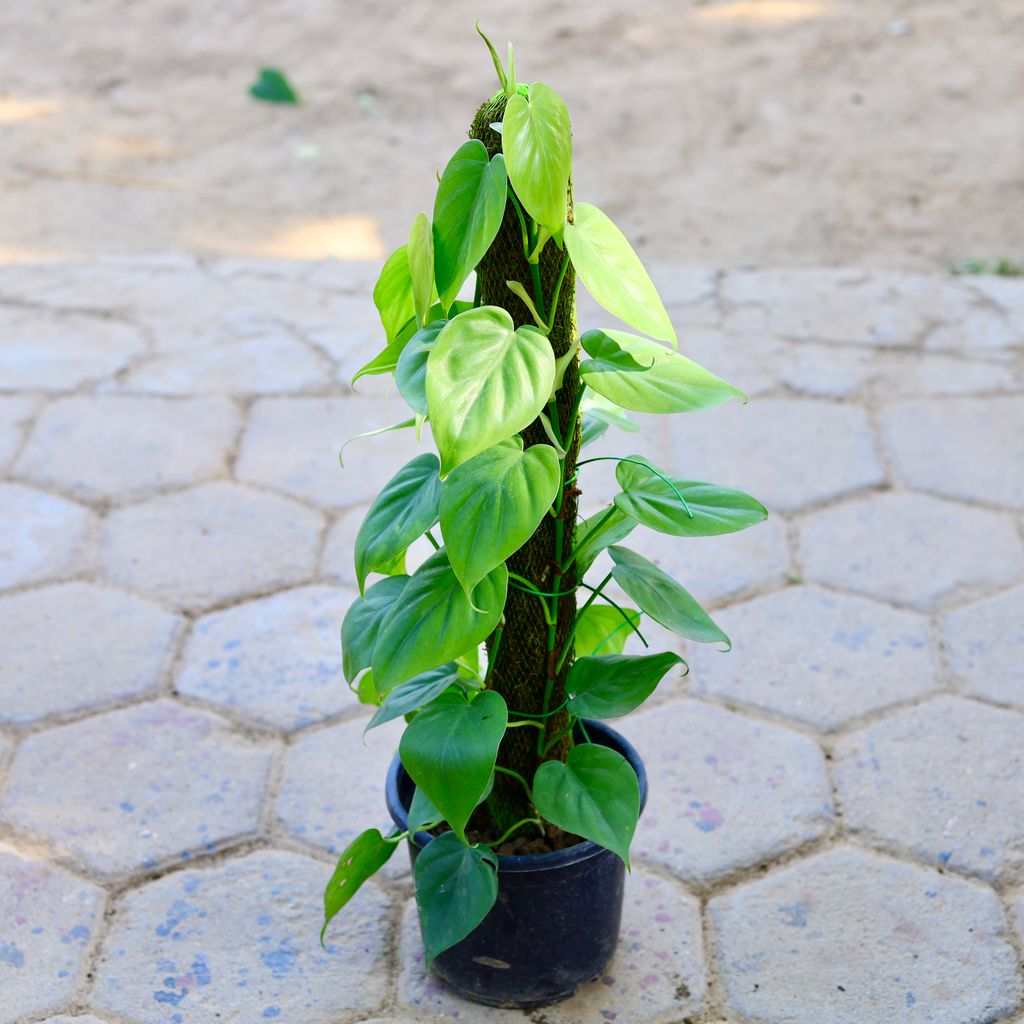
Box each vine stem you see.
[575,456,694,517]
[493,764,533,799]
[555,571,612,674]
[485,817,545,847]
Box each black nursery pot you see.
[385,719,648,1009]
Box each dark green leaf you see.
[407,785,444,834]
[321,828,396,944]
[573,605,642,657]
[566,652,684,719]
[249,68,300,105]
[572,505,636,575]
[341,575,409,683]
[373,245,416,344]
[408,213,435,329]
[366,663,461,730]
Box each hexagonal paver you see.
[0,847,105,1024]
[663,399,884,513]
[0,700,273,877]
[0,482,95,590]
[14,396,240,503]
[176,585,357,730]
[236,396,424,508]
[943,585,1024,709]
[397,870,705,1022]
[692,586,938,731]
[100,481,323,612]
[277,717,403,861]
[91,850,391,1023]
[617,700,833,883]
[0,582,181,725]
[710,846,1022,1024]
[38,1017,112,1024]
[0,395,36,470]
[0,309,145,389]
[880,397,1024,509]
[834,696,1024,881]
[799,492,1024,609]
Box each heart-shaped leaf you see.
[573,604,642,657]
[566,652,684,719]
[414,832,499,963]
[341,575,409,683]
[426,306,555,476]
[399,690,508,840]
[533,744,640,866]
[433,140,508,311]
[354,453,442,593]
[502,83,572,237]
[372,549,507,691]
[572,505,636,574]
[609,545,729,648]
[249,67,300,105]
[440,438,560,595]
[395,320,447,415]
[321,828,397,944]
[373,244,416,344]
[564,203,675,345]
[366,663,462,731]
[408,213,435,329]
[580,329,743,414]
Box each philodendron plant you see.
[322,29,767,963]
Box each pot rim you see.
[384,718,648,874]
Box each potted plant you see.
[321,27,767,1008]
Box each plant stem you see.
[493,764,533,799]
[486,817,545,847]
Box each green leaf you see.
[564,203,675,345]
[566,652,684,719]
[580,390,640,433]
[408,213,435,329]
[354,669,380,706]
[609,545,729,648]
[533,744,640,866]
[373,245,416,344]
[366,663,461,730]
[614,459,768,537]
[354,453,442,594]
[426,306,556,475]
[502,83,572,237]
[433,141,508,311]
[249,68,300,105]
[395,320,447,415]
[414,832,498,963]
[580,414,608,448]
[341,575,409,683]
[407,785,444,834]
[572,505,636,574]
[321,828,397,945]
[372,549,507,691]
[339,417,417,466]
[573,605,642,657]
[440,438,560,596]
[399,690,508,840]
[476,22,508,94]
[580,329,744,413]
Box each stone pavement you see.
[0,256,1023,1024]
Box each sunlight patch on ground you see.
[191,215,385,261]
[694,0,830,24]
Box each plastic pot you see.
[385,719,648,1008]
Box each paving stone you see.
[0,395,36,470]
[663,399,884,513]
[834,695,1024,882]
[692,585,938,731]
[0,700,272,878]
[0,847,105,1024]
[91,850,391,1023]
[100,481,323,612]
[676,328,786,397]
[799,492,1024,610]
[617,700,833,883]
[881,397,1024,509]
[925,308,1022,354]
[38,1017,113,1024]
[0,482,95,590]
[710,845,1022,1024]
[177,584,357,730]
[277,718,405,871]
[943,585,1024,709]
[0,309,146,389]
[397,870,705,1022]
[236,396,425,509]
[121,331,332,394]
[15,396,240,503]
[967,276,1024,340]
[320,506,435,588]
[0,582,181,725]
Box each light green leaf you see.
[353,669,379,706]
[414,832,498,963]
[502,83,572,237]
[408,213,435,329]
[341,575,409,683]
[572,505,636,574]
[564,203,675,345]
[573,604,642,657]
[393,320,446,416]
[580,413,608,448]
[373,244,416,344]
[440,438,560,596]
[615,459,768,537]
[566,652,684,719]
[580,329,744,413]
[399,690,508,840]
[476,22,508,94]
[321,828,397,945]
[372,549,507,691]
[426,306,555,475]
[580,390,640,433]
[433,141,508,311]
[354,453,442,594]
[366,663,461,730]
[339,417,417,466]
[533,744,640,866]
[609,545,729,648]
